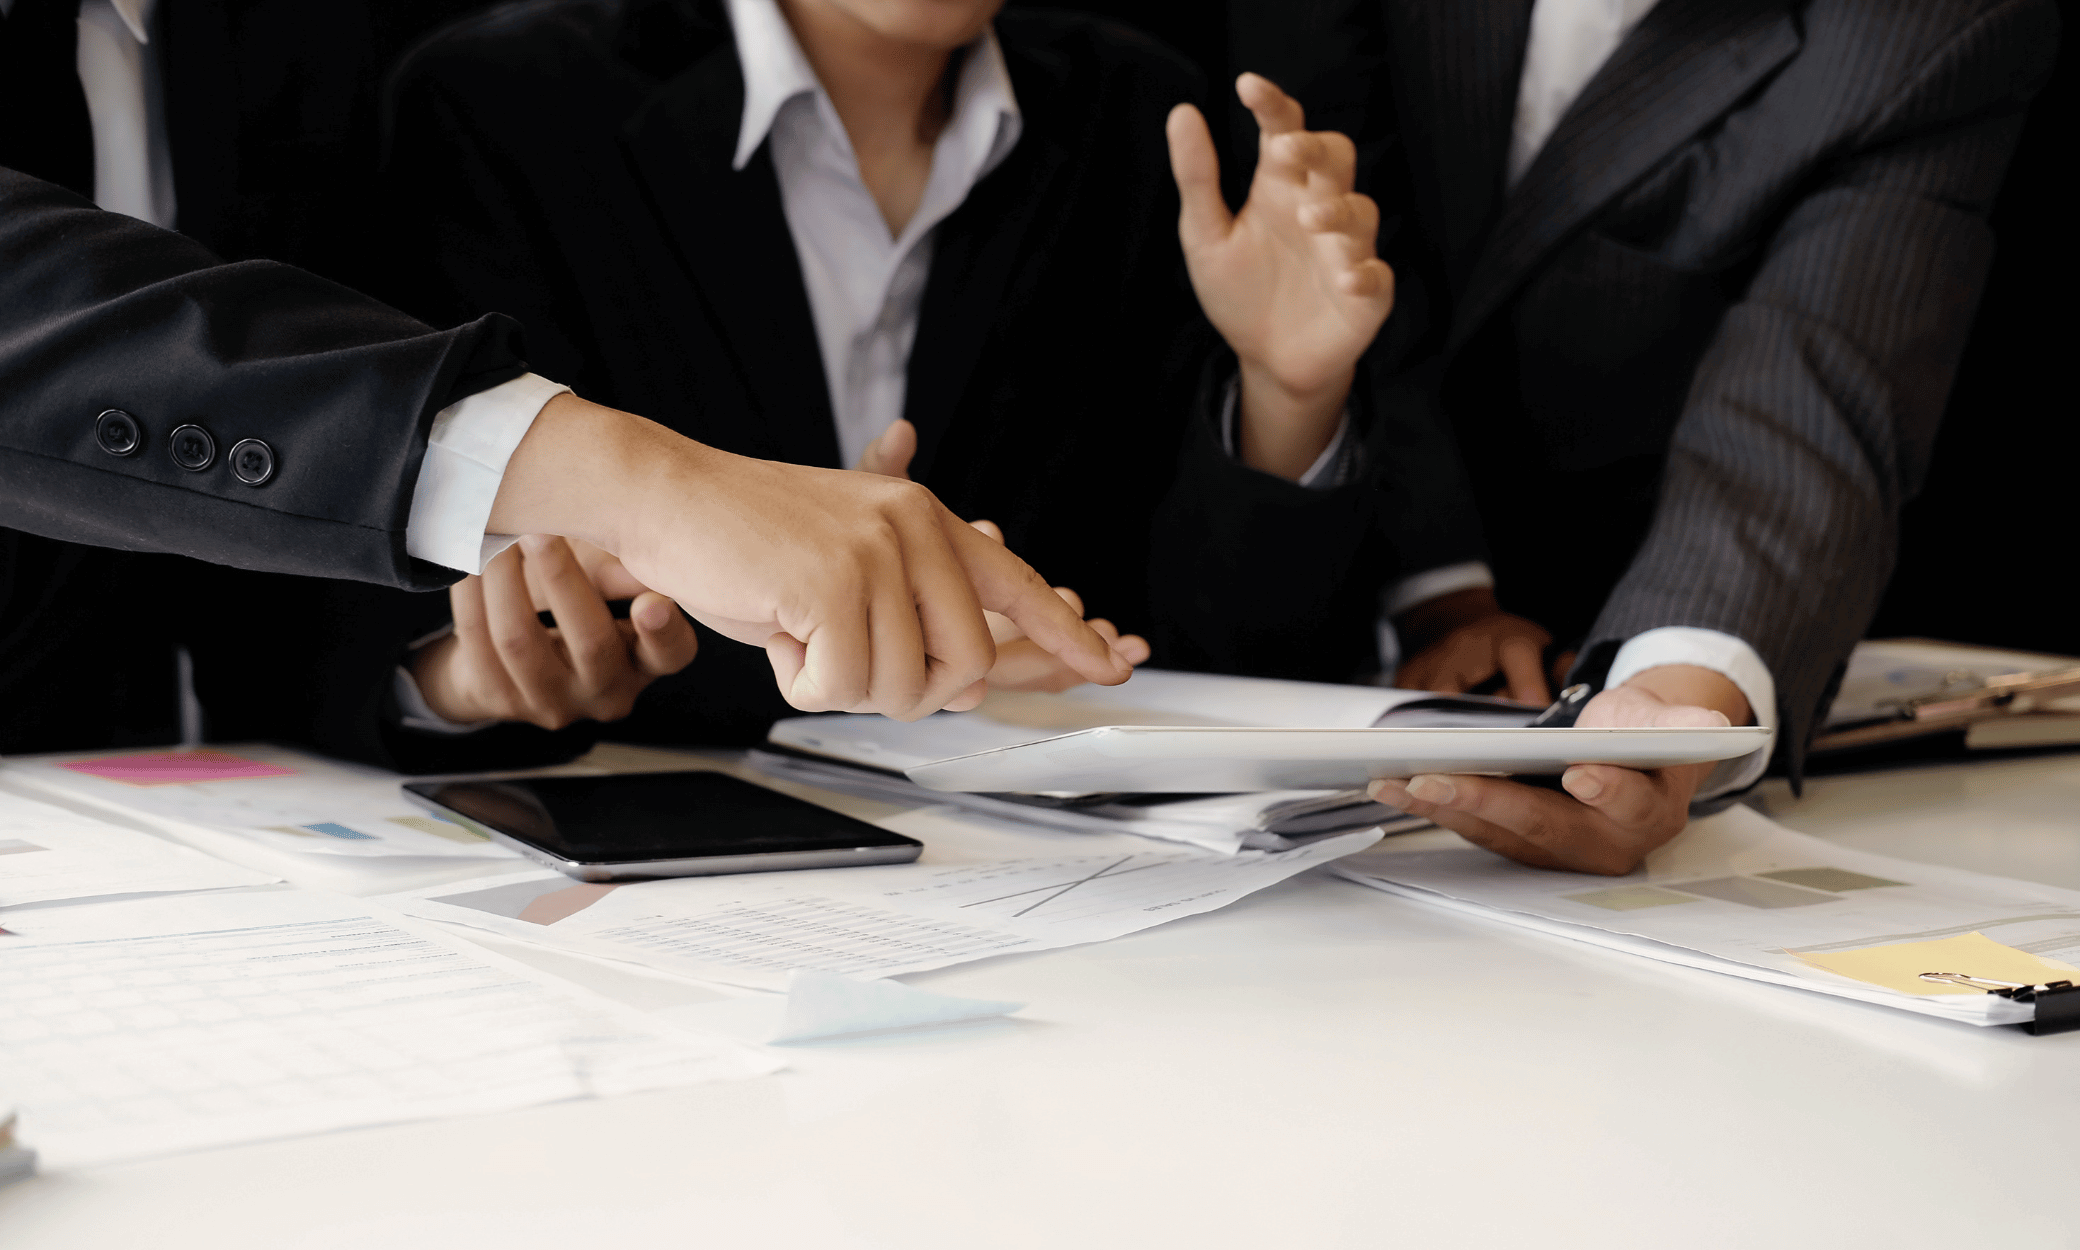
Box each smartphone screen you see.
[403,772,919,866]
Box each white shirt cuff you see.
[1218,375,1354,490]
[1606,626,1778,798]
[1382,561,1495,618]
[404,373,571,574]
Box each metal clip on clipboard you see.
[1918,973,2080,1036]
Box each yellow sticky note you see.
[1791,931,2080,996]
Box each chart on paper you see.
[4,745,525,858]
[386,830,1381,989]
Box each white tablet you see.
[903,725,1773,793]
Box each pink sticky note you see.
[60,750,298,787]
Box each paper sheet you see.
[767,668,1441,774]
[0,890,779,1168]
[1823,639,2080,728]
[0,792,277,907]
[385,823,1381,991]
[3,745,533,859]
[747,750,1420,855]
[1334,804,2080,1025]
[1791,931,2080,996]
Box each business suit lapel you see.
[900,38,1073,484]
[1385,0,1536,297]
[621,48,841,468]
[1450,0,1799,351]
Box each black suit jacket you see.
[1198,0,2058,775]
[1,0,593,768]
[381,0,1237,742]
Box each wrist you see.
[1235,358,1352,480]
[1621,664,1753,726]
[489,394,702,558]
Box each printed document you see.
[0,792,275,906]
[1334,805,2080,1024]
[386,811,1381,990]
[4,745,538,859]
[0,891,778,1167]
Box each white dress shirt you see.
[726,0,1020,469]
[18,0,562,577]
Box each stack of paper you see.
[762,668,1482,852]
[1335,804,2080,1025]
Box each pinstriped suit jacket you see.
[1201,0,2058,778]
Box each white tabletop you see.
[5,746,2079,1250]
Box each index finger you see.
[947,517,1128,686]
[1236,71,1305,137]
[523,535,623,689]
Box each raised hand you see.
[490,396,1132,722]
[412,534,699,730]
[1167,73,1394,480]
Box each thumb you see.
[854,418,917,478]
[1166,102,1231,252]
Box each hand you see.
[1366,666,1754,875]
[490,396,1131,721]
[966,521,1151,691]
[854,424,1151,691]
[1394,587,1554,705]
[1167,73,1394,480]
[412,534,700,730]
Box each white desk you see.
[6,747,2079,1250]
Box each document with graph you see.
[1334,805,2080,1025]
[0,890,779,1168]
[384,821,1381,990]
[3,745,537,858]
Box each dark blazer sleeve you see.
[1579,0,2059,771]
[1147,351,1472,682]
[0,169,526,589]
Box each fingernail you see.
[519,533,552,554]
[1404,775,1456,805]
[1563,769,1602,802]
[635,599,670,631]
[1367,779,1410,806]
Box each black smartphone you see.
[402,771,922,882]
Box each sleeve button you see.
[229,438,277,486]
[169,424,216,471]
[96,409,142,456]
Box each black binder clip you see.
[1918,973,2080,1036]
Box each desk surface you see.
[5,746,2079,1250]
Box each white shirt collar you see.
[111,0,152,43]
[724,0,1020,176]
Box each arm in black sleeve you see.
[1579,0,2059,777]
[1148,347,1489,681]
[0,169,525,589]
